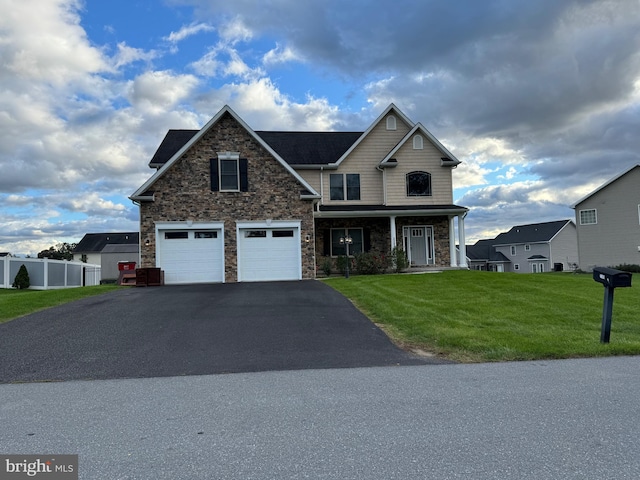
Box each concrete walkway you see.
[1,357,639,479]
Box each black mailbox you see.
[592,266,633,343]
[593,267,632,288]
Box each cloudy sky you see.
[1,0,639,255]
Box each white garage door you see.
[238,226,301,282]
[157,229,224,284]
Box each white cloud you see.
[165,22,215,43]
[112,42,159,69]
[263,44,302,66]
[127,70,200,113]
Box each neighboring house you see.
[571,164,640,271]
[73,233,140,281]
[129,104,469,284]
[464,239,510,272]
[462,220,578,273]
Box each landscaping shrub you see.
[391,247,409,273]
[612,264,640,273]
[336,255,352,274]
[354,252,390,275]
[12,264,30,290]
[321,258,333,277]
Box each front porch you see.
[314,211,468,273]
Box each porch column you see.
[449,216,457,267]
[390,215,397,251]
[458,213,468,268]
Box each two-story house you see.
[572,164,640,271]
[130,104,468,284]
[463,220,578,273]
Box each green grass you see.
[325,270,640,362]
[0,285,122,324]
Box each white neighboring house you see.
[572,164,640,271]
[73,232,139,281]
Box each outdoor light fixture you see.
[339,234,353,279]
[144,238,151,246]
[305,234,311,243]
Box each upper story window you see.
[330,174,360,200]
[406,171,431,196]
[510,245,517,256]
[579,209,597,225]
[525,244,531,251]
[413,134,424,149]
[386,115,396,130]
[211,152,248,192]
[220,158,239,191]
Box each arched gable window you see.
[413,134,424,149]
[406,171,432,196]
[386,115,396,130]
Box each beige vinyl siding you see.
[385,138,453,206]
[575,166,640,270]
[296,169,321,194]
[321,114,411,205]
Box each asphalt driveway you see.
[0,281,441,383]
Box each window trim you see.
[329,173,360,201]
[386,115,396,130]
[510,245,517,256]
[413,134,424,150]
[406,171,432,197]
[219,157,240,192]
[330,227,364,257]
[579,208,597,225]
[524,244,531,251]
[514,263,520,271]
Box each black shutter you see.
[364,228,371,253]
[323,230,331,256]
[239,158,248,192]
[210,158,219,191]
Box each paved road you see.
[0,281,437,383]
[1,357,639,479]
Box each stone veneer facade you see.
[138,112,316,282]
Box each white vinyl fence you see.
[0,257,101,290]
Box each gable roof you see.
[571,164,640,208]
[465,239,510,263]
[492,220,573,246]
[379,122,461,167]
[130,105,320,201]
[149,130,198,168]
[256,131,363,166]
[74,232,139,253]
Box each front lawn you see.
[0,285,121,323]
[325,270,640,362]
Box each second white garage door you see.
[237,222,301,282]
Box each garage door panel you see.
[238,228,300,282]
[158,229,223,284]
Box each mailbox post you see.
[592,267,632,343]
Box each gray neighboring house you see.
[73,233,139,281]
[464,239,510,272]
[463,220,578,273]
[572,164,640,271]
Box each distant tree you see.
[37,243,77,261]
[12,264,30,289]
